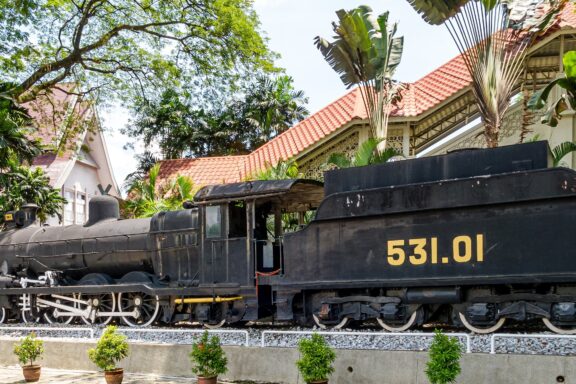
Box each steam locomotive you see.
[1,140,575,334]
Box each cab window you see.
[205,206,222,238]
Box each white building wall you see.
[44,161,103,226]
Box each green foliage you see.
[189,331,227,379]
[0,165,67,224]
[315,6,404,146]
[0,0,277,105]
[253,159,301,181]
[0,83,42,167]
[528,51,576,127]
[124,164,196,218]
[326,138,402,169]
[407,0,566,147]
[13,332,44,367]
[296,333,336,383]
[425,330,462,384]
[123,75,308,161]
[551,141,576,167]
[88,325,129,372]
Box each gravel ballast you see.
[1,323,576,356]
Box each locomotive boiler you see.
[0,140,575,334]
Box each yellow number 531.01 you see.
[386,235,485,267]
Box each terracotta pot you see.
[197,376,218,384]
[104,368,124,384]
[22,365,41,383]
[309,380,328,384]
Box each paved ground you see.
[0,365,213,383]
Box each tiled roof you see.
[157,155,249,187]
[157,88,366,185]
[158,3,576,187]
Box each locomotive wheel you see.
[20,295,41,324]
[42,295,75,325]
[377,308,420,332]
[118,292,160,327]
[79,293,116,325]
[542,318,576,335]
[312,314,350,330]
[0,307,6,324]
[202,319,227,329]
[458,312,506,334]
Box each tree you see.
[407,0,566,148]
[315,6,404,150]
[326,138,401,169]
[124,164,195,218]
[243,75,309,148]
[0,0,277,105]
[0,165,67,224]
[122,75,309,162]
[0,83,42,168]
[425,329,462,384]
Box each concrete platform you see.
[0,365,201,383]
[2,338,576,383]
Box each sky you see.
[101,0,459,193]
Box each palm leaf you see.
[406,0,471,25]
[326,153,352,169]
[551,141,576,166]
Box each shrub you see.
[88,325,129,371]
[189,331,227,378]
[426,329,462,384]
[13,332,44,366]
[296,333,336,383]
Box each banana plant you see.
[315,6,404,150]
[407,0,566,147]
[528,50,576,127]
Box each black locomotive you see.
[1,141,576,334]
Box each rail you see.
[261,330,471,353]
[0,326,94,339]
[490,333,576,354]
[117,328,250,347]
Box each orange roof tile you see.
[158,4,576,187]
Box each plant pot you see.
[104,368,124,384]
[309,381,328,384]
[22,365,41,383]
[197,376,218,384]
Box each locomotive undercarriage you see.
[0,272,250,328]
[303,285,576,334]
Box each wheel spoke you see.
[118,292,159,327]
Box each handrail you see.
[261,330,471,353]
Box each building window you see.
[63,187,90,225]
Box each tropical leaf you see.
[326,153,352,169]
[406,0,471,25]
[551,141,576,166]
[316,6,404,149]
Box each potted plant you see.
[425,329,462,384]
[189,331,227,384]
[13,332,44,382]
[296,333,336,384]
[88,325,129,384]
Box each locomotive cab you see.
[194,179,324,320]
